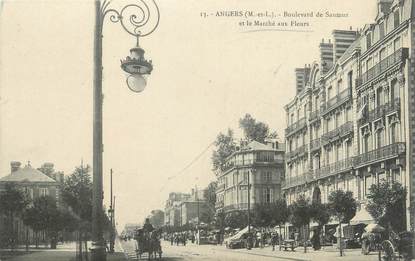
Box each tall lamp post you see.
[91,1,159,260]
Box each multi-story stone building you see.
[283,0,414,230]
[164,189,209,227]
[164,192,191,227]
[215,139,285,214]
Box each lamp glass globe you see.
[126,74,147,93]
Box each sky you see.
[0,0,376,230]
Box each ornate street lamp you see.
[91,1,159,260]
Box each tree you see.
[201,181,217,224]
[239,114,270,143]
[252,204,273,228]
[366,181,406,233]
[0,183,30,249]
[271,199,290,250]
[61,165,93,222]
[224,210,248,229]
[23,196,65,249]
[148,210,165,228]
[328,190,357,256]
[309,202,330,250]
[289,195,312,253]
[211,129,237,172]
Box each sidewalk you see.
[230,245,380,261]
[2,240,127,261]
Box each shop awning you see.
[350,207,374,225]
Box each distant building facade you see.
[0,161,64,245]
[164,192,190,227]
[215,139,285,214]
[283,0,415,230]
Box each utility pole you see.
[109,169,114,253]
[196,185,200,226]
[247,169,252,250]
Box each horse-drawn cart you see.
[134,229,163,260]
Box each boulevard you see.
[119,239,380,261]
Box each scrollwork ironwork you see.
[101,0,160,41]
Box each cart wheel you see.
[379,240,395,261]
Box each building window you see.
[377,87,384,107]
[263,171,272,182]
[365,175,373,196]
[347,71,353,89]
[328,86,333,99]
[39,188,48,197]
[263,188,272,203]
[366,32,372,49]
[394,10,400,28]
[390,121,399,144]
[379,22,385,39]
[394,37,401,51]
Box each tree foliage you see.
[310,202,330,227]
[201,181,217,224]
[289,195,312,228]
[224,210,248,229]
[272,199,290,226]
[239,114,270,143]
[0,183,29,217]
[148,210,165,228]
[61,165,92,221]
[366,181,406,232]
[252,204,273,227]
[211,129,236,172]
[327,190,357,224]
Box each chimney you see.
[319,39,334,74]
[295,66,311,94]
[332,29,359,62]
[11,161,21,173]
[377,0,393,16]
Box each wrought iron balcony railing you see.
[356,48,408,87]
[216,183,225,192]
[314,157,354,179]
[321,121,353,145]
[282,171,313,189]
[286,144,308,162]
[310,138,321,152]
[354,142,405,167]
[222,157,284,172]
[321,88,351,115]
[309,110,320,122]
[285,118,307,136]
[359,98,401,125]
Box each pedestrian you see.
[170,234,174,246]
[271,232,278,251]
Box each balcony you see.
[216,183,225,192]
[222,203,249,212]
[314,157,354,179]
[309,110,320,122]
[222,157,283,172]
[359,98,401,125]
[354,142,405,167]
[356,48,408,87]
[321,88,351,115]
[215,201,224,209]
[310,138,321,152]
[282,171,313,189]
[285,118,307,137]
[286,144,308,162]
[321,121,353,145]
